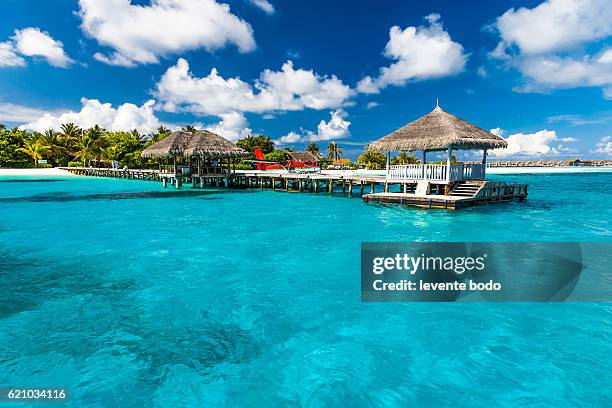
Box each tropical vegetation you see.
[0,123,172,168]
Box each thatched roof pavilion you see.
[368,103,508,184]
[141,130,248,159]
[368,104,507,152]
[287,151,318,163]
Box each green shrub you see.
[233,162,255,170]
[68,161,83,167]
[265,149,289,163]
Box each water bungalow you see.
[364,103,527,208]
[141,129,249,187]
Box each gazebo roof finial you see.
[434,98,442,112]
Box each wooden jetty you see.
[60,167,160,181]
[61,108,531,211]
[60,167,528,210]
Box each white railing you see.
[159,165,191,176]
[387,163,486,181]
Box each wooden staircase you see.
[449,181,485,198]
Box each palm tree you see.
[17,137,50,167]
[357,151,386,169]
[306,141,320,158]
[157,125,169,134]
[42,129,66,165]
[84,125,106,164]
[391,151,418,165]
[0,123,6,132]
[60,123,82,148]
[74,134,99,166]
[327,142,342,161]
[236,135,275,155]
[101,144,122,163]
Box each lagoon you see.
[0,172,611,407]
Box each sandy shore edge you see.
[0,168,75,176]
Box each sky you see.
[0,0,611,160]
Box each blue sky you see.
[0,0,611,159]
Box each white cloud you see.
[276,131,301,144]
[494,0,611,56]
[205,112,252,142]
[315,109,351,141]
[19,98,161,133]
[517,50,612,97]
[155,58,353,115]
[277,109,351,144]
[0,102,63,123]
[78,0,255,67]
[357,14,467,94]
[366,101,379,109]
[490,0,612,98]
[11,27,73,67]
[593,136,612,155]
[248,0,275,15]
[490,127,504,137]
[489,128,577,158]
[0,42,26,67]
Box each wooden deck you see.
[60,167,528,210]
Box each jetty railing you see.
[160,165,191,176]
[387,163,485,181]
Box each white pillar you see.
[421,150,427,179]
[482,149,488,178]
[446,147,452,182]
[385,152,390,180]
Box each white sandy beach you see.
[0,168,74,176]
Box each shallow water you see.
[0,173,611,407]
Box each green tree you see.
[183,125,197,133]
[306,141,320,158]
[357,151,387,169]
[60,123,82,147]
[150,125,171,143]
[264,149,289,163]
[42,129,67,165]
[236,135,275,155]
[0,128,29,167]
[327,142,342,161]
[391,151,418,165]
[16,137,50,167]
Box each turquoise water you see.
[0,173,611,407]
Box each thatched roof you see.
[287,151,318,162]
[368,105,507,152]
[141,130,248,158]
